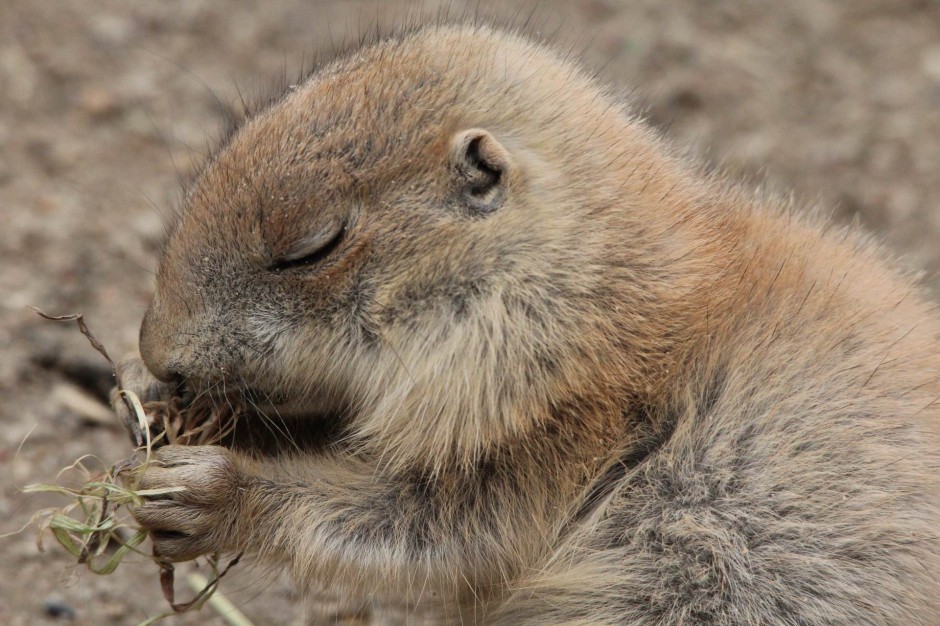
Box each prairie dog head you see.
[140,24,706,469]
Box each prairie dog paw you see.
[110,354,176,444]
[132,445,244,562]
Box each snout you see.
[138,292,250,390]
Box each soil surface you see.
[2,1,938,624]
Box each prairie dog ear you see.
[450,129,512,215]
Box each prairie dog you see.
[124,23,940,624]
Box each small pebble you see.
[42,598,76,620]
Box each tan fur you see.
[126,23,940,624]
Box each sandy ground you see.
[1,1,938,624]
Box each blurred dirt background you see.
[1,1,938,624]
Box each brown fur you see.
[125,23,940,624]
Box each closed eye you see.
[269,223,347,272]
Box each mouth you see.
[220,407,348,457]
[179,383,352,457]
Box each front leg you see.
[131,444,570,605]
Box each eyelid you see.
[282,220,344,262]
[269,219,347,272]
